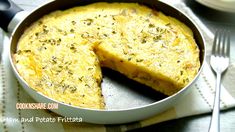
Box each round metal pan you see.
[0,0,205,124]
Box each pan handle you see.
[0,0,23,32]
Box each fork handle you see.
[209,72,221,132]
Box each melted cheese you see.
[14,2,200,109]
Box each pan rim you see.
[8,0,206,112]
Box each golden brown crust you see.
[14,2,200,109]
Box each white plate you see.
[196,0,235,13]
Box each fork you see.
[209,30,230,132]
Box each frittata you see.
[14,2,200,109]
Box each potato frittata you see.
[14,3,200,109]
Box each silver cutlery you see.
[209,30,230,132]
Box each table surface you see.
[2,0,235,132]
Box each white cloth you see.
[0,1,235,131]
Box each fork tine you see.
[218,30,224,56]
[221,30,230,57]
[225,30,230,57]
[221,30,226,57]
[212,30,219,55]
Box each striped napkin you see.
[1,1,235,132]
